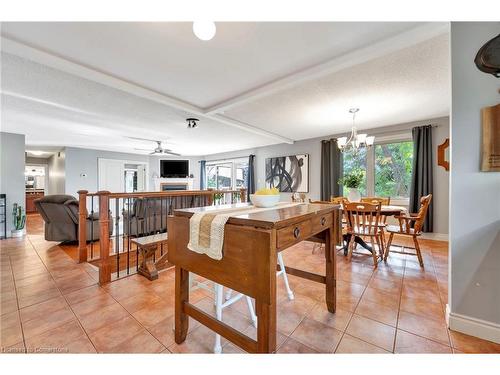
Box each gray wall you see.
[203,116,450,234]
[64,147,150,198]
[48,151,66,195]
[450,22,500,327]
[0,132,25,236]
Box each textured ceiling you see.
[1,53,277,155]
[2,22,422,108]
[224,34,451,140]
[0,22,450,155]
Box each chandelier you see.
[337,108,375,152]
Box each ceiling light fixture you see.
[186,118,199,128]
[193,21,216,41]
[337,108,375,152]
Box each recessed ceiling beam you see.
[1,36,294,144]
[204,22,449,115]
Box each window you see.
[375,141,413,199]
[205,159,249,190]
[342,148,367,197]
[341,140,413,201]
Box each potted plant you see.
[213,192,224,205]
[11,203,26,237]
[338,170,365,202]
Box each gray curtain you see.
[199,160,206,189]
[320,139,342,201]
[247,154,256,194]
[410,125,433,232]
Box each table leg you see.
[255,299,276,353]
[175,266,189,344]
[138,245,159,281]
[325,227,336,313]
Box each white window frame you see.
[205,157,248,190]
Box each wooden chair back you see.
[330,196,345,204]
[413,194,432,234]
[361,197,391,205]
[344,202,382,236]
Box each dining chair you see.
[330,196,348,205]
[308,199,346,253]
[212,251,295,353]
[344,201,384,267]
[384,194,432,268]
[360,197,391,248]
[361,196,391,205]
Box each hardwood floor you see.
[1,214,499,353]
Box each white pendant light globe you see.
[193,21,216,41]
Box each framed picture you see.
[265,154,309,192]
[481,104,500,172]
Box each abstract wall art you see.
[265,154,309,192]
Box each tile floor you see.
[1,214,499,354]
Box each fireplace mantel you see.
[154,177,194,191]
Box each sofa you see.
[34,195,113,242]
[123,197,169,236]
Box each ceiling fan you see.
[127,137,181,156]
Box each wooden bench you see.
[131,232,170,280]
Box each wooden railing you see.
[77,188,247,284]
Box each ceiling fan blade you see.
[164,151,181,156]
[149,151,157,155]
[134,148,153,151]
[127,136,160,143]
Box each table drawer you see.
[277,219,312,249]
[311,213,332,234]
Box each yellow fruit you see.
[255,187,279,195]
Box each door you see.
[136,164,146,192]
[98,159,125,192]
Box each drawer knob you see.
[321,217,326,226]
[293,227,301,238]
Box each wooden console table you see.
[168,203,341,353]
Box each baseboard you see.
[421,232,448,241]
[446,304,500,344]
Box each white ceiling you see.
[0,22,450,156]
[224,33,451,140]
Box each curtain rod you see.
[198,155,253,163]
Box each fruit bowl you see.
[249,194,280,208]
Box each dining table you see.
[341,204,408,255]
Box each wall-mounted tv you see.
[160,160,189,178]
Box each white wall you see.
[148,155,202,191]
[0,132,25,236]
[449,22,500,342]
[203,116,450,234]
[47,150,66,195]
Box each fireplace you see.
[161,183,188,191]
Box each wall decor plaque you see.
[481,103,500,172]
[437,138,450,171]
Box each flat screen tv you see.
[160,160,189,178]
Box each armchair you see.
[34,195,113,242]
[384,194,432,267]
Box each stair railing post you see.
[240,188,247,203]
[207,188,214,206]
[77,190,88,263]
[97,191,111,285]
